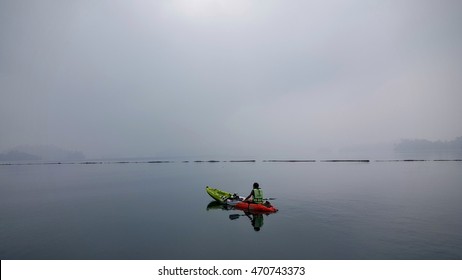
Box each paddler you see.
[244,182,272,207]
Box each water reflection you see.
[206,201,274,231]
[229,212,265,231]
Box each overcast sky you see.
[1,0,461,158]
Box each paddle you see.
[242,198,276,202]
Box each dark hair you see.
[253,182,259,189]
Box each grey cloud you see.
[1,0,461,158]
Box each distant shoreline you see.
[1,159,461,166]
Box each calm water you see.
[1,160,461,259]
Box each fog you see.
[1,0,462,158]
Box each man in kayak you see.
[244,182,272,207]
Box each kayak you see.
[205,186,278,213]
[233,201,278,213]
[206,186,234,203]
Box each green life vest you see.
[253,188,264,204]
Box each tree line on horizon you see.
[0,145,85,161]
[394,137,462,152]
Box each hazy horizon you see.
[2,0,462,159]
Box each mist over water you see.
[2,1,462,158]
[1,159,461,259]
[2,0,462,261]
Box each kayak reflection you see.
[206,200,233,211]
[206,201,274,232]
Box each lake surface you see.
[1,160,461,259]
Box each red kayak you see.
[234,201,278,213]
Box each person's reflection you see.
[244,212,264,232]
